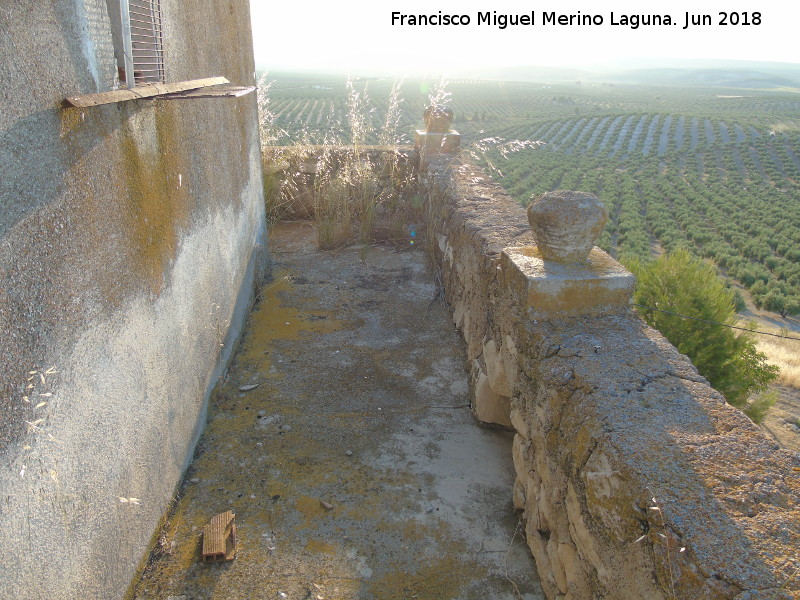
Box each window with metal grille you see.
[66,0,252,106]
[119,0,164,87]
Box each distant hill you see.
[445,59,800,90]
[444,64,594,84]
[604,68,800,89]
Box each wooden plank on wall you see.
[163,84,256,100]
[64,77,230,108]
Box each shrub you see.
[626,249,779,410]
[743,390,778,424]
[732,288,747,313]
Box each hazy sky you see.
[249,0,800,74]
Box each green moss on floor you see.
[130,222,542,600]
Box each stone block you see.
[549,537,569,593]
[474,368,512,427]
[557,542,579,589]
[502,246,634,319]
[436,233,448,252]
[503,334,519,385]
[483,338,510,396]
[509,406,528,439]
[512,433,530,481]
[513,476,526,511]
[483,336,519,397]
[565,482,606,580]
[453,299,466,329]
[415,129,461,155]
[437,233,454,264]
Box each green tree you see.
[763,291,800,318]
[731,288,747,313]
[625,249,778,409]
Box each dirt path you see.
[762,385,800,454]
[131,222,542,600]
[735,298,800,454]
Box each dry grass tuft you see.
[255,75,543,249]
[256,75,420,249]
[745,322,800,388]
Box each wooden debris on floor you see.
[201,510,237,562]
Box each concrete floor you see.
[131,221,543,600]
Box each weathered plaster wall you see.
[0,1,266,598]
[423,157,800,599]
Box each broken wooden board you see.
[64,76,230,108]
[201,510,237,562]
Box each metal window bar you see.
[119,0,164,87]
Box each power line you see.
[632,303,800,341]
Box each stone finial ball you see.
[527,191,608,263]
[424,105,453,133]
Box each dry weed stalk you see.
[635,495,685,600]
[753,323,800,388]
[257,76,419,249]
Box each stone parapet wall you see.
[422,156,800,599]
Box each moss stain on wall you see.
[119,103,192,297]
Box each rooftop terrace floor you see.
[131,221,543,600]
